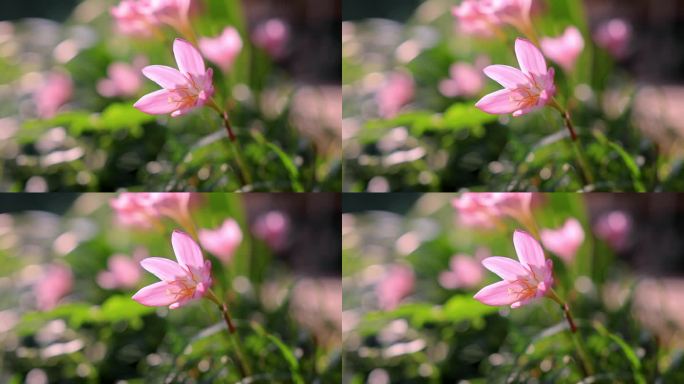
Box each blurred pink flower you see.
[199,27,243,72]
[97,57,148,98]
[476,38,556,116]
[474,230,553,308]
[134,38,215,117]
[376,72,415,118]
[376,265,415,310]
[111,0,159,38]
[97,249,146,289]
[138,192,193,223]
[133,230,212,309]
[452,193,501,229]
[439,254,485,289]
[252,211,290,251]
[540,218,584,263]
[594,18,632,59]
[199,218,243,263]
[252,18,290,59]
[452,0,499,38]
[439,58,488,98]
[482,0,533,30]
[34,72,73,118]
[540,26,585,72]
[594,210,632,251]
[110,193,161,230]
[141,0,192,31]
[35,264,73,311]
[482,192,533,222]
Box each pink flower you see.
[594,18,632,59]
[476,38,556,116]
[376,72,415,118]
[35,264,73,311]
[111,0,159,38]
[540,26,585,72]
[138,192,193,223]
[199,27,243,72]
[594,210,632,251]
[482,0,533,30]
[134,38,215,117]
[97,57,147,98]
[97,249,146,289]
[481,192,533,222]
[198,219,243,263]
[252,18,290,59]
[141,0,192,30]
[439,58,488,98]
[252,211,290,251]
[474,230,553,308]
[540,218,584,263]
[34,72,73,118]
[110,193,161,230]
[439,254,485,289]
[452,0,499,38]
[452,193,501,229]
[376,265,415,310]
[132,230,212,309]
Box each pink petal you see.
[173,38,205,76]
[475,89,518,115]
[171,230,204,269]
[132,281,177,307]
[483,65,529,89]
[481,256,528,281]
[134,89,178,115]
[474,280,516,306]
[515,38,547,76]
[142,65,188,89]
[513,230,546,269]
[140,257,186,281]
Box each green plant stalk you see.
[207,100,253,187]
[206,289,252,378]
[547,288,595,376]
[549,99,595,185]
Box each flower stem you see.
[547,288,595,376]
[206,289,252,378]
[206,100,253,187]
[548,100,595,186]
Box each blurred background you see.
[342,193,684,382]
[0,193,341,382]
[0,0,342,191]
[342,0,684,192]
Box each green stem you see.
[549,100,595,186]
[547,288,595,376]
[206,289,252,378]
[206,100,253,187]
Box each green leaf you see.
[251,323,305,384]
[594,323,646,384]
[265,142,304,192]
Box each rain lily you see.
[482,0,533,31]
[452,193,501,229]
[199,27,243,72]
[482,192,534,223]
[540,218,585,263]
[132,230,212,309]
[34,72,73,118]
[540,26,585,72]
[111,0,159,38]
[474,230,553,308]
[252,18,290,59]
[97,250,145,289]
[110,193,161,230]
[594,210,632,251]
[138,192,194,223]
[594,18,632,59]
[476,38,556,116]
[452,0,499,38]
[376,71,415,118]
[376,265,415,310]
[97,57,147,98]
[141,0,192,31]
[134,38,215,117]
[252,211,290,251]
[439,58,488,98]
[199,218,243,263]
[439,254,485,289]
[35,264,73,311]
